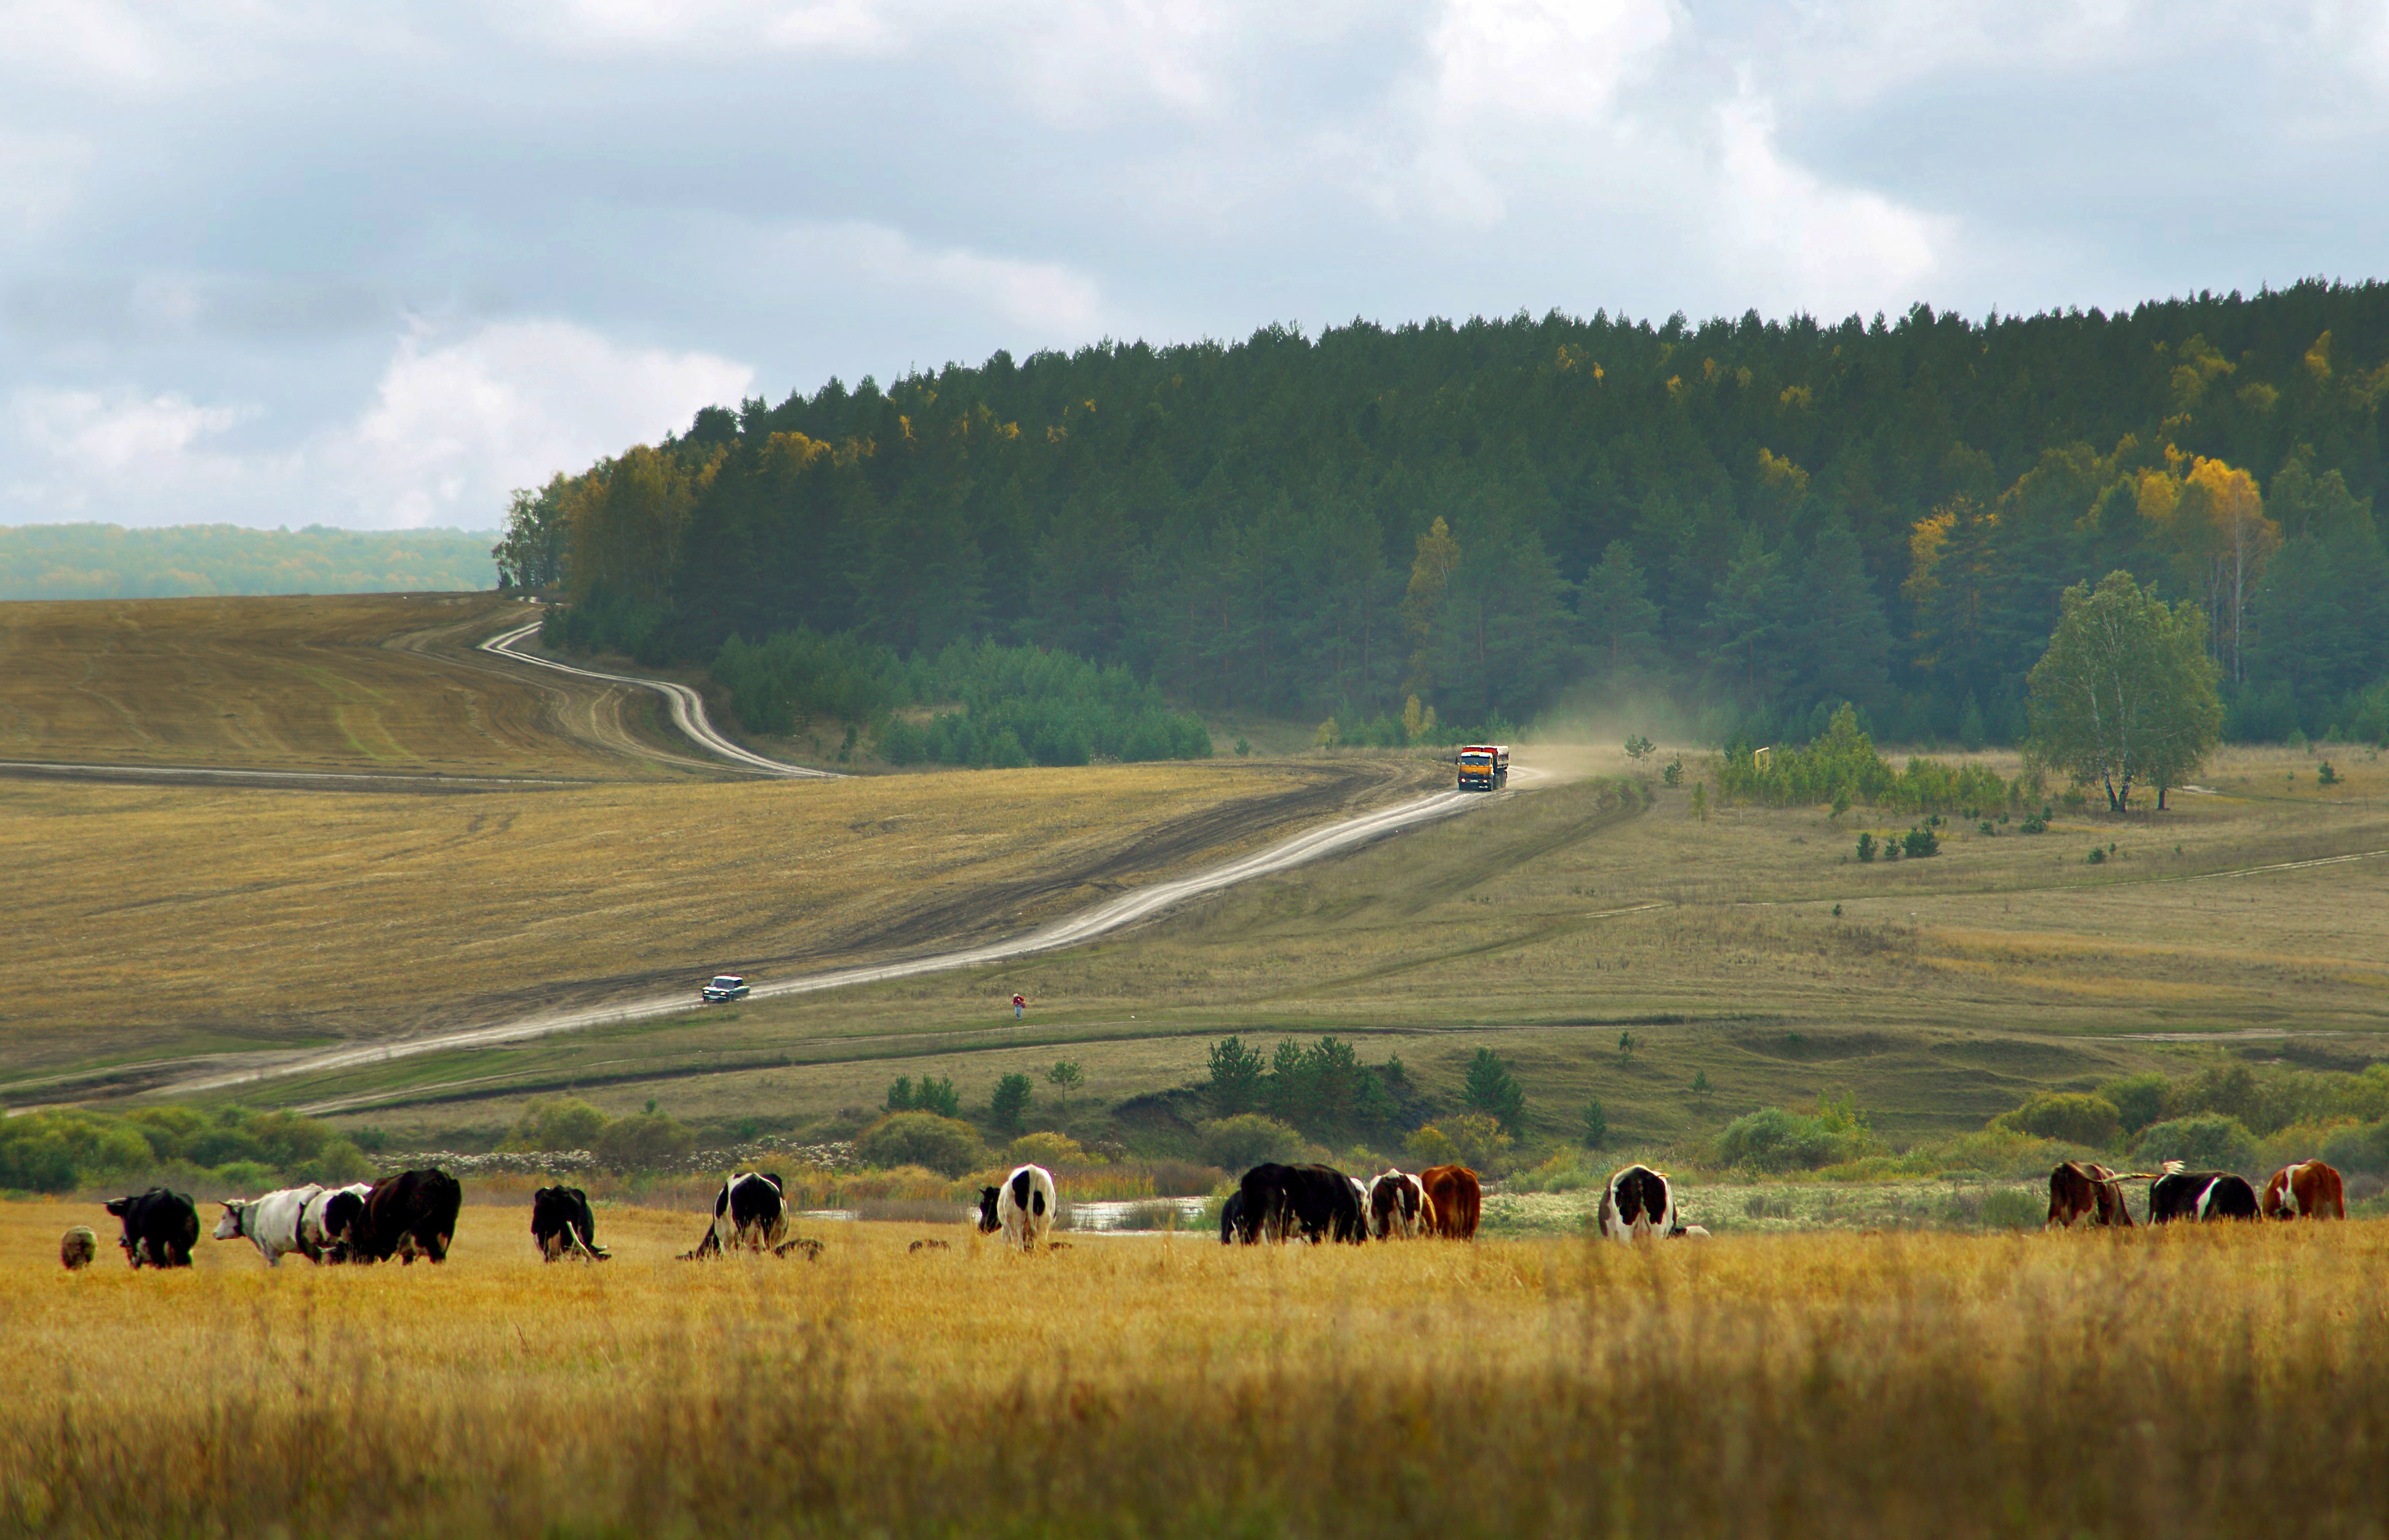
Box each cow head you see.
[213,1202,249,1242]
[977,1187,1002,1233]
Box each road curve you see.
[478,618,840,779]
[180,782,1509,1106]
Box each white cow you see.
[214,1185,326,1266]
[978,1164,1057,1252]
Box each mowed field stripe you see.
[183,782,1505,1102]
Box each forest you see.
[501,279,2389,747]
[1,523,498,600]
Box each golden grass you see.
[0,592,686,778]
[8,1197,2389,1537]
[0,759,1412,1076]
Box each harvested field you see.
[0,592,699,779]
[0,758,1429,1086]
[8,1196,2388,1538]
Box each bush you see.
[1855,832,1876,863]
[2131,1114,2260,1175]
[1902,825,1939,858]
[503,1097,610,1152]
[2099,1074,2169,1135]
[1715,1096,1878,1173]
[1580,1097,1609,1150]
[1196,1115,1308,1173]
[592,1114,696,1172]
[1982,1188,2044,1230]
[855,1113,988,1177]
[1995,1093,2121,1148]
[1404,1114,1513,1174]
[2318,1119,2389,1177]
[1008,1132,1090,1167]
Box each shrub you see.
[1995,1093,2122,1148]
[1715,1097,1878,1173]
[1009,1132,1090,1167]
[2131,1114,2260,1175]
[1902,825,1939,858]
[592,1114,696,1172]
[503,1097,609,1152]
[2318,1119,2389,1177]
[1405,1114,1512,1174]
[2099,1074,2169,1135]
[1982,1188,2044,1230]
[1196,1115,1308,1173]
[1855,832,1876,862]
[855,1113,988,1177]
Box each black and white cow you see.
[976,1164,1057,1251]
[1599,1165,1677,1242]
[2148,1167,2261,1223]
[1235,1163,1365,1245]
[531,1185,608,1261]
[350,1169,464,1264]
[686,1172,787,1257]
[104,1188,199,1269]
[214,1184,325,1266]
[310,1183,373,1261]
[1365,1169,1431,1240]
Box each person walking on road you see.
[1012,993,1027,1020]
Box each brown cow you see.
[2260,1160,2346,1220]
[2045,1161,2136,1228]
[1417,1165,1481,1241]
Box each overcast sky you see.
[4,0,2385,531]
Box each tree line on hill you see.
[498,280,2389,748]
[0,523,498,600]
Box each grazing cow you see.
[60,1227,98,1271]
[909,1238,950,1254]
[1598,1164,1680,1243]
[105,1188,199,1269]
[1365,1170,1433,1240]
[1219,1190,1248,1246]
[2045,1161,2137,1229]
[978,1164,1058,1252]
[530,1185,608,1261]
[1417,1165,1482,1241]
[350,1169,464,1264]
[2261,1160,2346,1220]
[1235,1163,1364,1245]
[773,1236,824,1261]
[309,1184,373,1261]
[2148,1167,2261,1224]
[214,1184,326,1266]
[686,1172,788,1258]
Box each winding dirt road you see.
[477,619,838,779]
[181,779,1512,1104]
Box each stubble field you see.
[5,1196,2385,1539]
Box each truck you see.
[1456,744,1510,791]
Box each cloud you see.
[767,222,1109,340]
[0,132,93,244]
[4,319,753,528]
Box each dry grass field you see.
[7,1196,2387,1538]
[325,739,2389,1149]
[0,592,695,779]
[0,757,1425,1089]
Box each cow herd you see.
[2046,1158,2349,1228]
[76,1152,2347,1275]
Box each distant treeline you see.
[0,523,499,600]
[503,281,2389,745]
[0,1104,374,1195]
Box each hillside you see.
[510,283,2389,747]
[0,523,498,600]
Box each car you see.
[701,974,749,1003]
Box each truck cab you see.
[1457,744,1510,791]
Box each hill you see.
[510,282,2389,747]
[0,523,498,600]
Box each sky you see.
[3,0,2385,531]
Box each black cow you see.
[320,1187,369,1261]
[105,1188,198,1269]
[685,1172,787,1258]
[1219,1190,1248,1246]
[531,1185,607,1261]
[351,1169,464,1264]
[2148,1169,2260,1223]
[1236,1163,1365,1245]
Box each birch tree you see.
[2026,571,2220,812]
